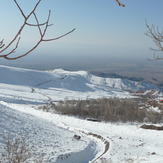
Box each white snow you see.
[147,106,161,113]
[0,65,160,103]
[0,102,98,163]
[0,65,163,163]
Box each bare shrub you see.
[0,135,31,163]
[140,124,163,130]
[0,135,44,163]
[137,109,146,122]
[50,98,146,123]
[43,97,163,123]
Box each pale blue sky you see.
[0,0,163,61]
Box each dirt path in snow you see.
[81,131,110,163]
[89,133,109,162]
[58,122,110,163]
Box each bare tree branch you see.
[0,0,75,60]
[42,28,76,42]
[26,22,52,27]
[0,39,5,49]
[145,21,163,60]
[115,0,125,7]
[0,0,41,54]
[0,38,21,58]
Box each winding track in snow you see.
[29,75,69,103]
[87,132,110,163]
[57,122,110,163]
[34,75,68,87]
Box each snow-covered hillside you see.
[0,101,100,163]
[0,65,159,91]
[0,65,161,104]
[0,65,163,163]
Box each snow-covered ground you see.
[0,102,98,163]
[0,65,163,163]
[1,102,163,163]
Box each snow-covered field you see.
[0,65,163,163]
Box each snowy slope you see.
[0,65,160,91]
[0,65,161,105]
[0,65,64,86]
[0,101,99,163]
[1,102,163,163]
[52,69,160,91]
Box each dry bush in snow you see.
[0,135,31,163]
[0,134,44,163]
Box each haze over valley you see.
[1,54,163,85]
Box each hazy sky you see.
[0,0,163,66]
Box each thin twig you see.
[3,37,21,57]
[0,39,5,49]
[42,28,76,42]
[115,0,125,7]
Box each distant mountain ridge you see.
[0,65,161,93]
[48,69,161,92]
[91,72,144,82]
